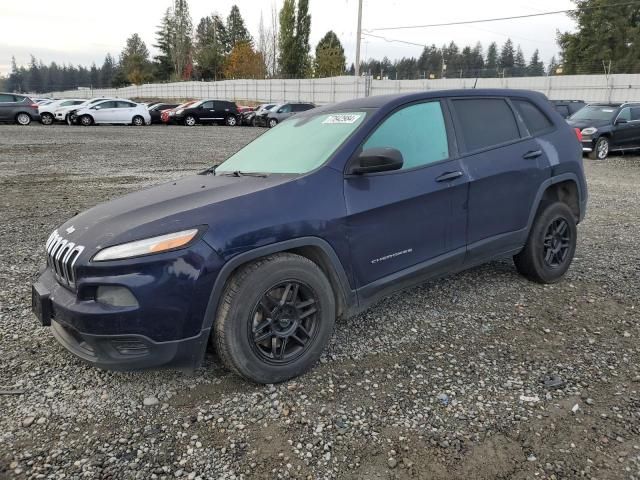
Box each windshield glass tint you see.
[570,106,617,121]
[217,112,366,174]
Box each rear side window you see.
[98,101,116,108]
[452,98,520,152]
[201,101,214,109]
[117,101,135,108]
[631,107,640,121]
[292,104,312,112]
[513,99,554,136]
[363,101,449,170]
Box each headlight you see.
[92,229,199,261]
[581,127,598,135]
[175,109,183,115]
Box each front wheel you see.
[268,118,278,128]
[589,136,609,160]
[225,115,237,127]
[214,253,336,384]
[16,113,31,125]
[79,115,93,126]
[40,113,54,125]
[184,115,197,126]
[514,202,577,284]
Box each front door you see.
[344,100,468,295]
[92,101,118,123]
[613,107,640,148]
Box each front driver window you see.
[618,107,631,121]
[363,101,449,170]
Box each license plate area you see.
[32,283,53,326]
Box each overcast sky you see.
[0,0,576,76]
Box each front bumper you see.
[32,241,221,371]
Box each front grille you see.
[45,230,84,288]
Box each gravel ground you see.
[1,124,639,480]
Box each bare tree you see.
[256,3,279,77]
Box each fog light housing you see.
[96,286,139,308]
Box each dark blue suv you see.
[32,89,587,383]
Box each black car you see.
[567,102,640,159]
[173,100,239,126]
[0,92,40,125]
[240,103,276,126]
[32,89,587,382]
[550,100,586,119]
[255,102,316,128]
[148,103,179,124]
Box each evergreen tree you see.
[194,14,228,80]
[226,5,252,50]
[498,38,515,74]
[120,33,153,85]
[170,0,193,80]
[528,49,545,76]
[89,63,100,87]
[101,54,116,87]
[485,42,499,76]
[314,31,346,77]
[514,45,526,76]
[278,0,311,77]
[153,8,174,81]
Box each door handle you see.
[523,150,543,159]
[436,171,463,182]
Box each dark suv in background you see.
[550,100,586,118]
[174,99,239,126]
[567,102,640,159]
[33,89,586,383]
[256,102,316,127]
[0,93,40,125]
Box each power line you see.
[361,32,426,48]
[367,1,640,31]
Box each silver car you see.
[260,102,316,128]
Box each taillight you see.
[30,103,39,108]
[574,128,583,142]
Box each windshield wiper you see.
[219,170,269,178]
[199,165,217,176]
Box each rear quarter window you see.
[451,98,521,152]
[513,99,554,136]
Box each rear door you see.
[344,100,468,292]
[449,97,551,263]
[116,101,136,122]
[213,101,233,121]
[92,101,117,123]
[0,94,16,120]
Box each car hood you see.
[56,173,297,258]
[566,118,611,130]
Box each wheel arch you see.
[527,174,584,232]
[201,237,355,334]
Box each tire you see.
[16,113,31,125]
[66,114,73,126]
[251,117,257,127]
[514,202,577,284]
[132,115,145,126]
[214,253,336,384]
[79,115,93,126]
[40,113,54,125]
[268,118,278,128]
[184,115,197,126]
[225,115,237,127]
[589,136,609,160]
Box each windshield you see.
[217,112,367,174]
[570,105,618,122]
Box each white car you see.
[39,99,86,125]
[73,99,151,126]
[54,98,111,124]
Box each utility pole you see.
[355,0,363,77]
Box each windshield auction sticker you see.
[323,114,362,124]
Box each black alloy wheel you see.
[250,281,319,364]
[542,218,571,268]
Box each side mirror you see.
[278,108,284,113]
[93,106,101,110]
[348,148,404,175]
[615,118,628,125]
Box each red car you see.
[161,100,198,125]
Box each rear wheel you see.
[132,115,144,126]
[40,112,54,125]
[79,115,93,126]
[225,115,237,127]
[16,113,31,125]
[589,136,609,160]
[514,202,577,284]
[184,115,197,126]
[268,118,278,128]
[214,253,336,384]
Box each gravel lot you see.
[1,124,639,480]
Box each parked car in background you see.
[551,100,586,118]
[241,103,276,126]
[56,98,112,124]
[32,89,587,383]
[35,98,54,105]
[148,103,179,124]
[73,99,151,126]
[0,93,40,125]
[161,100,198,124]
[257,102,316,128]
[39,98,86,125]
[173,99,240,126]
[567,102,640,159]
